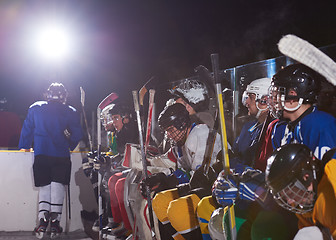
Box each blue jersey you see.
[271,107,336,159]
[230,119,263,169]
[19,101,83,157]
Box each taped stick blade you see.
[278,34,336,86]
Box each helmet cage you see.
[165,125,188,146]
[268,85,304,117]
[158,103,191,133]
[272,179,315,214]
[266,144,319,215]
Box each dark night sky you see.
[0,0,335,117]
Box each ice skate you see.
[33,217,49,239]
[50,219,63,239]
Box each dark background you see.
[0,0,335,117]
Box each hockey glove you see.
[239,168,266,202]
[82,151,97,177]
[212,171,238,206]
[190,166,217,191]
[140,172,178,198]
[93,154,111,172]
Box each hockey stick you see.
[96,92,119,240]
[98,92,119,111]
[132,90,157,240]
[145,89,155,154]
[80,87,93,151]
[278,34,336,86]
[211,53,237,240]
[139,76,155,106]
[195,65,220,175]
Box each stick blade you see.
[80,87,85,106]
[278,34,336,86]
[98,92,119,110]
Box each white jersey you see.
[178,124,222,172]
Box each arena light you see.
[33,23,72,62]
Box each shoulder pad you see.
[29,101,47,108]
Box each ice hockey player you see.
[104,103,138,238]
[140,102,221,240]
[213,63,336,239]
[88,102,138,238]
[18,82,83,239]
[82,103,116,232]
[266,143,336,239]
[197,77,273,239]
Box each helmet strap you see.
[255,102,268,119]
[282,97,304,112]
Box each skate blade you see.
[35,231,46,239]
[50,232,61,239]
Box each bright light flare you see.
[33,24,72,62]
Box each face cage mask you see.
[165,126,188,147]
[272,178,315,214]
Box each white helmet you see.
[242,77,271,118]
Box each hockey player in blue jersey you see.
[19,82,83,239]
[269,63,336,160]
[197,77,274,240]
[213,63,336,239]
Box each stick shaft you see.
[211,53,237,240]
[80,87,93,151]
[132,90,156,239]
[145,89,155,153]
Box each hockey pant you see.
[152,188,203,240]
[108,172,132,230]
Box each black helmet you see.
[168,79,210,112]
[266,144,321,214]
[109,103,132,118]
[271,63,322,104]
[158,103,190,131]
[46,82,68,104]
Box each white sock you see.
[38,184,51,219]
[50,182,66,221]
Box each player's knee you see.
[167,194,200,232]
[152,189,179,223]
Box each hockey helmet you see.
[168,79,210,112]
[269,64,322,116]
[265,143,321,214]
[104,103,133,127]
[108,103,132,119]
[242,78,271,105]
[46,82,68,104]
[158,103,191,146]
[158,103,190,131]
[242,78,271,118]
